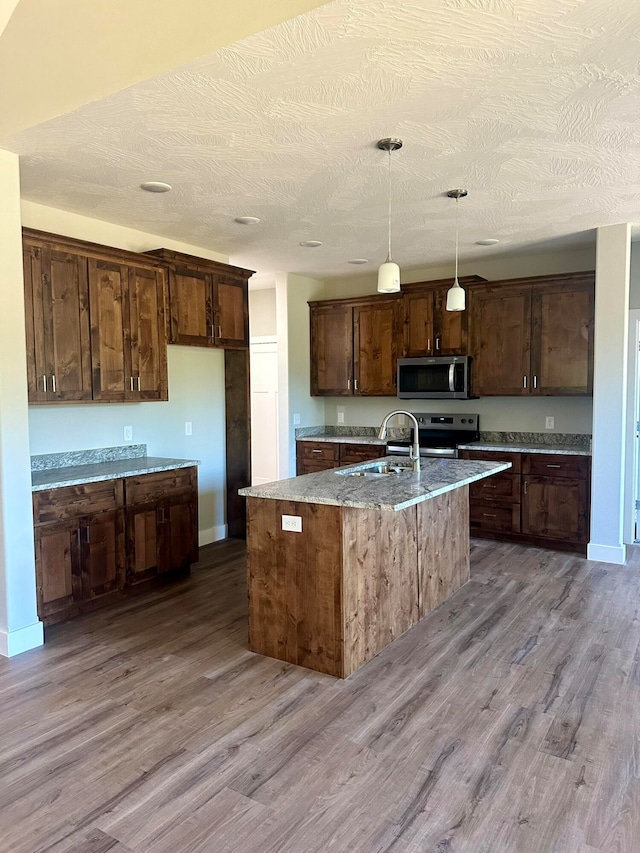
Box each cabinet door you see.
[521,476,589,543]
[88,258,128,401]
[402,290,435,357]
[434,286,468,355]
[127,265,168,401]
[470,287,531,396]
[353,300,398,396]
[34,520,82,619]
[24,244,92,402]
[126,505,161,584]
[168,267,213,346]
[158,493,198,573]
[214,275,248,348]
[531,283,594,395]
[80,509,125,599]
[310,304,353,396]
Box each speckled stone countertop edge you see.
[458,442,591,456]
[32,457,200,493]
[296,435,388,445]
[239,456,510,512]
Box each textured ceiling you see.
[4,0,640,278]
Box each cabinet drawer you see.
[339,443,386,465]
[296,459,338,475]
[124,467,196,505]
[459,449,521,474]
[297,441,340,463]
[522,454,590,479]
[470,501,521,534]
[469,473,521,504]
[34,479,123,525]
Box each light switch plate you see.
[293,413,301,426]
[185,421,192,436]
[545,416,555,430]
[282,514,302,533]
[123,425,133,442]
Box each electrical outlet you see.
[293,413,301,426]
[545,416,555,430]
[282,514,303,533]
[185,421,192,436]
[123,425,133,442]
[337,411,345,424]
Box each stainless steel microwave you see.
[397,355,472,399]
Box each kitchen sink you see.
[337,462,413,477]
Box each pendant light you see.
[446,188,468,312]
[377,138,403,293]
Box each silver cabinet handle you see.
[523,481,528,494]
[546,464,561,468]
[130,376,134,392]
[218,325,222,338]
[42,375,47,392]
[210,323,215,341]
[427,338,431,352]
[347,378,351,390]
[533,375,537,389]
[51,375,56,393]
[137,376,141,392]
[523,375,527,389]
[312,449,323,454]
[484,484,497,489]
[435,337,441,351]
[354,378,358,391]
[482,513,497,518]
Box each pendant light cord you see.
[387,149,392,263]
[454,195,459,285]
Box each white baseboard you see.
[0,621,44,658]
[587,542,627,565]
[199,524,227,546]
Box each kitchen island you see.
[240,455,509,677]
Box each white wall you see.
[0,150,42,656]
[276,272,325,476]
[320,243,597,434]
[22,202,230,544]
[629,242,640,309]
[249,288,277,338]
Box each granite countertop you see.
[458,441,591,456]
[296,435,387,446]
[239,455,510,512]
[32,456,199,492]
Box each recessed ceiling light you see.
[475,238,499,246]
[300,240,322,248]
[140,181,172,193]
[348,258,369,265]
[234,216,261,225]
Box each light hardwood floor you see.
[1,538,639,853]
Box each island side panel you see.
[246,497,344,677]
[417,485,470,617]
[342,505,419,678]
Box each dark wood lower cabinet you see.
[461,449,590,553]
[296,440,386,475]
[33,466,198,625]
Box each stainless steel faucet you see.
[377,410,421,473]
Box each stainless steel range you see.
[386,412,480,459]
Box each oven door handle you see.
[448,363,455,393]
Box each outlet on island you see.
[282,514,303,533]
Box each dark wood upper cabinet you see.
[23,243,92,403]
[470,272,594,397]
[310,304,354,396]
[145,249,253,350]
[401,276,485,357]
[310,296,399,396]
[23,229,169,404]
[470,285,532,396]
[353,299,398,395]
[530,280,594,395]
